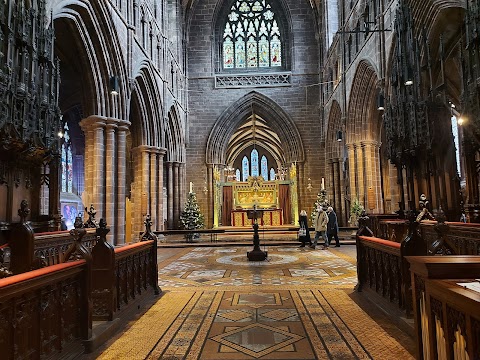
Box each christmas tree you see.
[180,191,205,242]
[310,188,330,225]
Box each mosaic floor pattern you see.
[96,246,414,359]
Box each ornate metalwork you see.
[215,73,291,88]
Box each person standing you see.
[311,206,328,249]
[327,206,340,247]
[298,210,311,247]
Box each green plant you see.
[180,192,205,242]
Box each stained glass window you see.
[236,169,241,181]
[61,123,73,193]
[222,0,282,69]
[261,156,268,179]
[251,149,259,176]
[270,167,276,181]
[242,156,249,181]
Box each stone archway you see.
[205,91,305,228]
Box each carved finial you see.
[96,218,110,242]
[435,206,446,224]
[74,216,84,229]
[141,214,157,241]
[99,218,107,228]
[84,204,98,228]
[18,200,30,222]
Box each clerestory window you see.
[222,0,283,70]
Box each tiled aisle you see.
[96,246,414,359]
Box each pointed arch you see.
[346,60,381,144]
[206,91,304,165]
[130,62,164,147]
[326,100,343,160]
[165,105,185,163]
[53,0,129,119]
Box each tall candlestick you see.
[321,178,325,190]
[190,181,193,193]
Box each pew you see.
[406,256,480,360]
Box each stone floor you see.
[90,245,415,359]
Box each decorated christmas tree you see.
[310,188,330,225]
[180,191,205,242]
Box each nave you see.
[89,245,414,359]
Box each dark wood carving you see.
[91,219,115,321]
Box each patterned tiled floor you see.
[96,246,415,359]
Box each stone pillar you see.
[80,116,107,219]
[173,162,180,228]
[93,123,106,218]
[116,123,129,245]
[338,158,346,226]
[207,164,214,228]
[298,162,305,213]
[334,158,342,222]
[105,122,117,244]
[150,152,158,230]
[167,162,174,229]
[179,163,186,212]
[357,143,365,207]
[347,143,356,203]
[156,149,166,231]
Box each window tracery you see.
[222,0,282,70]
[61,123,73,193]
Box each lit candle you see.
[190,181,193,193]
[321,178,325,190]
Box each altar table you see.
[231,209,283,227]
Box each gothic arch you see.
[165,105,185,163]
[326,101,343,160]
[53,0,128,119]
[206,91,304,165]
[130,62,164,148]
[346,60,381,144]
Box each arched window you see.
[61,123,73,193]
[261,155,268,179]
[242,156,250,181]
[270,167,276,180]
[251,149,259,176]
[451,115,462,176]
[236,169,241,181]
[222,0,282,70]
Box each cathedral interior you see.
[1,0,480,359]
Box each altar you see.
[231,208,283,226]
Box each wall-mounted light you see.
[109,76,119,95]
[377,92,385,111]
[458,117,465,126]
[336,130,343,142]
[404,67,413,86]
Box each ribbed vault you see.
[206,91,305,165]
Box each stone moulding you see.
[215,72,292,88]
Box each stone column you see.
[357,143,365,207]
[116,123,129,245]
[338,158,346,226]
[180,163,186,212]
[156,149,167,231]
[347,143,356,202]
[372,142,383,213]
[150,151,158,230]
[167,162,174,229]
[173,162,180,228]
[207,164,214,228]
[297,162,305,214]
[105,122,117,244]
[334,158,342,221]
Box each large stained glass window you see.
[242,156,250,181]
[236,169,241,181]
[61,123,73,193]
[251,149,259,176]
[222,0,282,70]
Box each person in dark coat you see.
[298,210,311,247]
[326,206,340,247]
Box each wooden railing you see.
[0,260,91,360]
[406,256,480,360]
